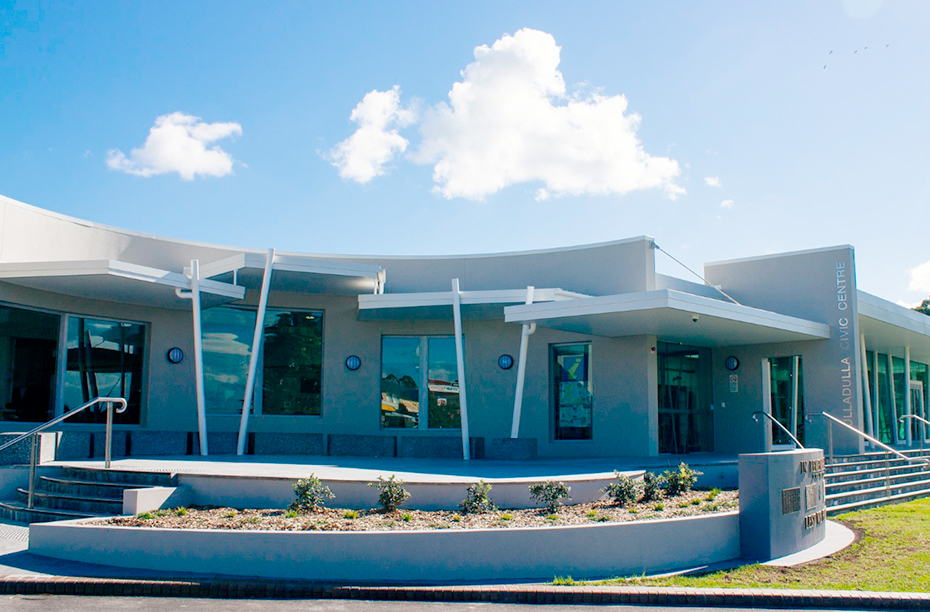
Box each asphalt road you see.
[0,596,878,612]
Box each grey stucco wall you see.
[706,247,863,455]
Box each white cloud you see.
[720,199,734,208]
[704,176,721,187]
[907,261,930,295]
[413,28,682,200]
[107,112,242,180]
[329,86,416,183]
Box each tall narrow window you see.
[658,343,713,453]
[380,336,462,429]
[0,305,60,423]
[62,317,145,424]
[768,356,804,447]
[552,343,592,440]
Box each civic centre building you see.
[1,193,929,461]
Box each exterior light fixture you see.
[725,356,740,371]
[498,354,514,370]
[345,355,362,371]
[166,347,184,364]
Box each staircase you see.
[826,447,930,514]
[0,466,177,524]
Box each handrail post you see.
[885,458,891,495]
[827,421,834,465]
[105,400,114,469]
[27,434,37,509]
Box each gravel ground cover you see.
[102,489,737,531]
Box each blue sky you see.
[1,1,928,303]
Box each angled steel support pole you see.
[451,278,470,460]
[860,334,874,440]
[237,248,276,455]
[510,286,536,439]
[176,260,209,455]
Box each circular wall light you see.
[345,355,362,371]
[498,354,514,370]
[166,347,184,364]
[725,356,740,371]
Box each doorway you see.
[762,356,805,448]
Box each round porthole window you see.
[166,347,184,364]
[345,355,362,371]
[498,354,514,370]
[725,356,740,371]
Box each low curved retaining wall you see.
[29,511,740,582]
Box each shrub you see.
[401,513,412,522]
[529,480,571,513]
[136,512,154,520]
[641,472,666,502]
[460,480,496,514]
[288,474,335,514]
[586,509,598,518]
[602,472,639,506]
[452,514,463,523]
[704,487,721,502]
[343,510,359,519]
[546,513,559,521]
[653,502,665,512]
[663,463,702,496]
[175,507,188,517]
[499,513,513,521]
[368,475,411,512]
[284,510,298,519]
[224,510,237,518]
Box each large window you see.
[552,343,592,440]
[0,305,60,423]
[658,343,713,453]
[201,306,323,417]
[380,336,461,429]
[62,317,146,425]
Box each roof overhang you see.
[358,288,588,321]
[196,253,385,297]
[504,289,832,346]
[0,260,244,309]
[858,291,930,364]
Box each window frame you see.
[550,341,593,442]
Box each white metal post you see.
[191,260,208,456]
[451,278,470,461]
[905,346,912,446]
[237,248,276,456]
[511,286,536,439]
[860,334,874,439]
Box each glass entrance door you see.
[764,356,805,448]
[909,381,926,443]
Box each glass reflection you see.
[0,305,59,422]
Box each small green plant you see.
[602,472,639,507]
[654,502,665,511]
[244,515,261,524]
[175,507,188,517]
[641,472,666,502]
[224,510,237,518]
[342,509,359,519]
[586,509,598,518]
[678,501,690,508]
[285,510,298,519]
[368,475,411,512]
[136,511,154,520]
[704,487,721,502]
[546,513,559,521]
[401,512,413,522]
[288,474,335,514]
[664,462,702,496]
[460,480,496,514]
[594,514,610,522]
[452,514,462,522]
[529,480,571,513]
[706,502,721,512]
[691,498,702,506]
[552,576,578,586]
[629,508,638,514]
[499,512,513,521]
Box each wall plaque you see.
[781,487,801,514]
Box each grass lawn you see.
[578,497,930,592]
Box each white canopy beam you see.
[451,278,471,461]
[237,248,276,456]
[511,286,536,438]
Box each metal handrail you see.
[900,415,930,448]
[0,397,127,509]
[819,411,930,466]
[752,411,805,449]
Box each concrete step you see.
[826,469,930,495]
[15,487,123,514]
[826,462,929,483]
[826,477,930,507]
[38,475,132,500]
[827,486,930,515]
[0,499,104,524]
[826,448,930,467]
[61,466,176,487]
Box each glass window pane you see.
[381,337,420,428]
[202,307,256,415]
[63,317,144,424]
[0,305,59,422]
[261,310,323,416]
[658,343,713,453]
[552,343,592,440]
[427,337,460,429]
[768,356,804,446]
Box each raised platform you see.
[50,453,738,511]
